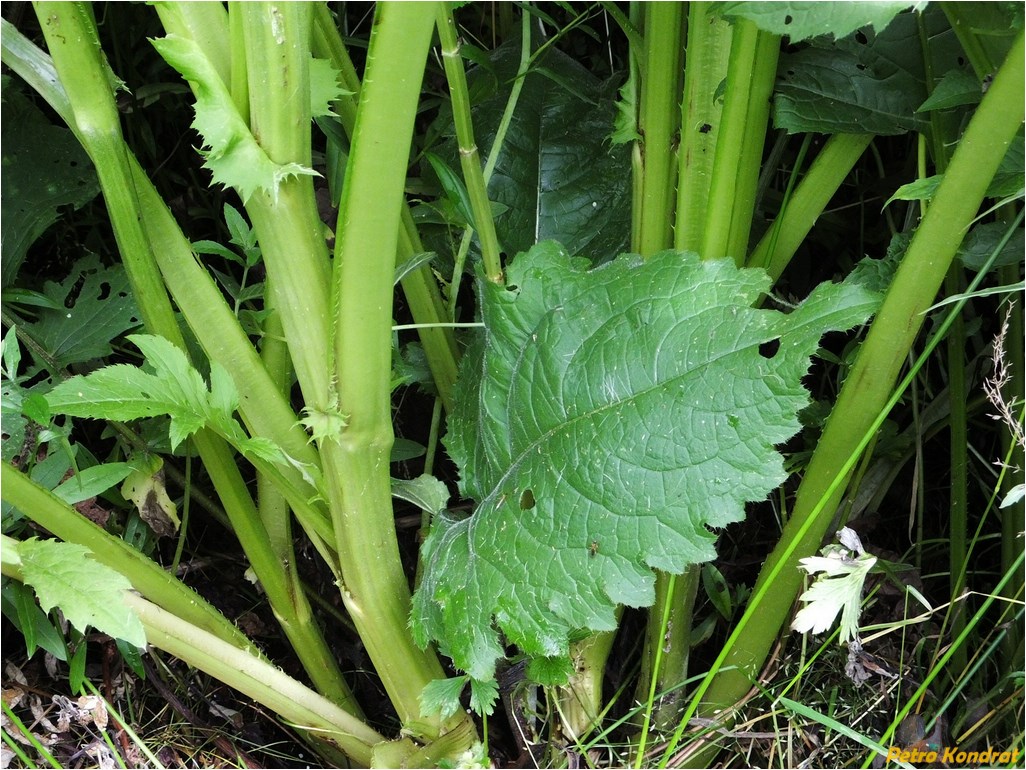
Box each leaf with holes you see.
[411,242,881,681]
[25,255,141,370]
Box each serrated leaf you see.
[310,57,348,118]
[714,2,913,42]
[420,675,469,720]
[151,35,317,204]
[17,538,146,648]
[46,334,247,453]
[792,548,877,643]
[412,243,881,680]
[25,255,141,370]
[468,677,498,716]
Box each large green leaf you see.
[455,40,631,264]
[412,243,881,681]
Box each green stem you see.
[1,464,253,653]
[674,2,732,253]
[637,564,700,731]
[701,19,779,264]
[238,3,334,416]
[31,2,351,710]
[696,26,1024,748]
[747,134,875,281]
[327,2,470,741]
[311,6,461,410]
[635,2,684,256]
[436,2,503,284]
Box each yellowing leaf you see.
[122,456,180,538]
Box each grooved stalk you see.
[327,3,472,741]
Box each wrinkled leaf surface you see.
[413,243,880,680]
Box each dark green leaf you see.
[775,47,926,135]
[917,69,982,112]
[0,83,100,286]
[412,243,880,680]
[25,255,142,370]
[455,40,631,263]
[2,578,68,660]
[957,222,1025,272]
[425,152,477,230]
[774,7,960,135]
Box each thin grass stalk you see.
[436,2,503,284]
[675,2,731,253]
[998,275,1025,670]
[693,28,1025,752]
[325,2,470,740]
[944,268,970,677]
[747,134,875,281]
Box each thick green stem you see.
[701,19,779,264]
[30,2,351,709]
[436,3,503,283]
[311,5,461,409]
[696,27,1024,741]
[327,2,470,742]
[675,3,732,253]
[239,3,334,415]
[636,2,684,256]
[747,134,875,281]
[128,592,379,767]
[631,1,695,729]
[637,565,700,730]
